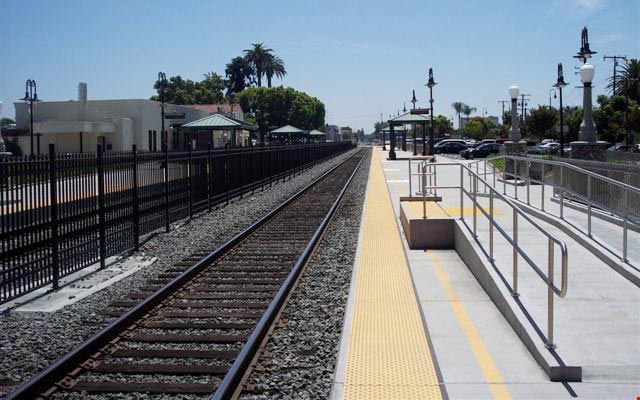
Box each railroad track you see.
[6,148,369,400]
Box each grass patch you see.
[487,156,504,172]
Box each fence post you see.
[225,147,230,206]
[97,144,106,270]
[132,144,140,250]
[163,143,170,232]
[49,144,60,290]
[188,145,193,219]
[207,143,212,212]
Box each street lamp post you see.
[426,68,436,157]
[570,26,607,160]
[509,85,520,141]
[548,88,557,108]
[21,79,39,157]
[157,72,168,151]
[411,91,418,156]
[553,63,568,157]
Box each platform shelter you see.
[182,113,258,150]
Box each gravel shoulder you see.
[0,148,359,399]
[239,149,371,399]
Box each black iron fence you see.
[0,142,353,303]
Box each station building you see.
[9,83,249,154]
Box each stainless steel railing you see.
[502,155,639,264]
[417,161,569,349]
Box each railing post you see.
[489,190,494,262]
[97,144,106,270]
[459,166,464,221]
[188,145,193,219]
[586,175,592,237]
[514,159,518,200]
[526,161,530,205]
[408,159,412,197]
[473,175,477,238]
[512,209,519,297]
[48,144,60,290]
[541,163,545,212]
[207,144,212,212]
[559,165,564,220]
[503,156,507,195]
[163,143,170,232]
[422,166,427,220]
[132,144,140,250]
[547,238,556,349]
[623,187,628,262]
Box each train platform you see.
[332,147,639,399]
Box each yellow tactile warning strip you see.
[427,249,512,400]
[402,202,503,219]
[343,149,443,399]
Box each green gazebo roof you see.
[270,125,304,134]
[183,113,258,131]
[388,112,430,124]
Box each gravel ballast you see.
[239,149,371,399]
[0,148,359,399]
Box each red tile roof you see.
[184,104,240,115]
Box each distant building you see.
[184,103,244,121]
[325,125,339,142]
[340,126,353,141]
[10,83,209,153]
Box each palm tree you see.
[607,58,640,102]
[460,105,476,132]
[451,102,465,130]
[264,54,286,87]
[225,56,254,97]
[243,43,274,87]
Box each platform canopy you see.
[387,112,430,125]
[270,125,305,134]
[308,129,326,136]
[183,113,258,131]
[382,125,406,132]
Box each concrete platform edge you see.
[453,221,582,382]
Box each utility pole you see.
[518,93,531,136]
[498,100,509,123]
[603,55,627,95]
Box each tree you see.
[225,57,254,99]
[606,58,639,102]
[237,86,325,134]
[150,73,225,105]
[462,117,496,140]
[264,54,286,87]
[432,115,452,136]
[502,110,511,126]
[564,106,583,142]
[243,43,274,87]
[451,102,465,130]
[593,95,637,143]
[374,121,389,141]
[526,105,558,139]
[1,117,15,127]
[462,104,476,121]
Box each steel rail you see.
[211,148,368,400]
[6,148,367,400]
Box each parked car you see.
[460,143,503,159]
[434,139,467,148]
[435,141,468,154]
[480,139,497,145]
[609,143,639,152]
[464,138,478,147]
[539,142,561,154]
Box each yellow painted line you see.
[427,249,512,400]
[403,202,502,219]
[343,149,442,399]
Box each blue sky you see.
[1,0,638,131]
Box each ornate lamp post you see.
[508,84,520,141]
[426,68,436,157]
[21,79,39,156]
[157,72,168,151]
[570,27,607,160]
[553,63,568,157]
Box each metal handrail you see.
[420,161,568,349]
[502,155,638,263]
